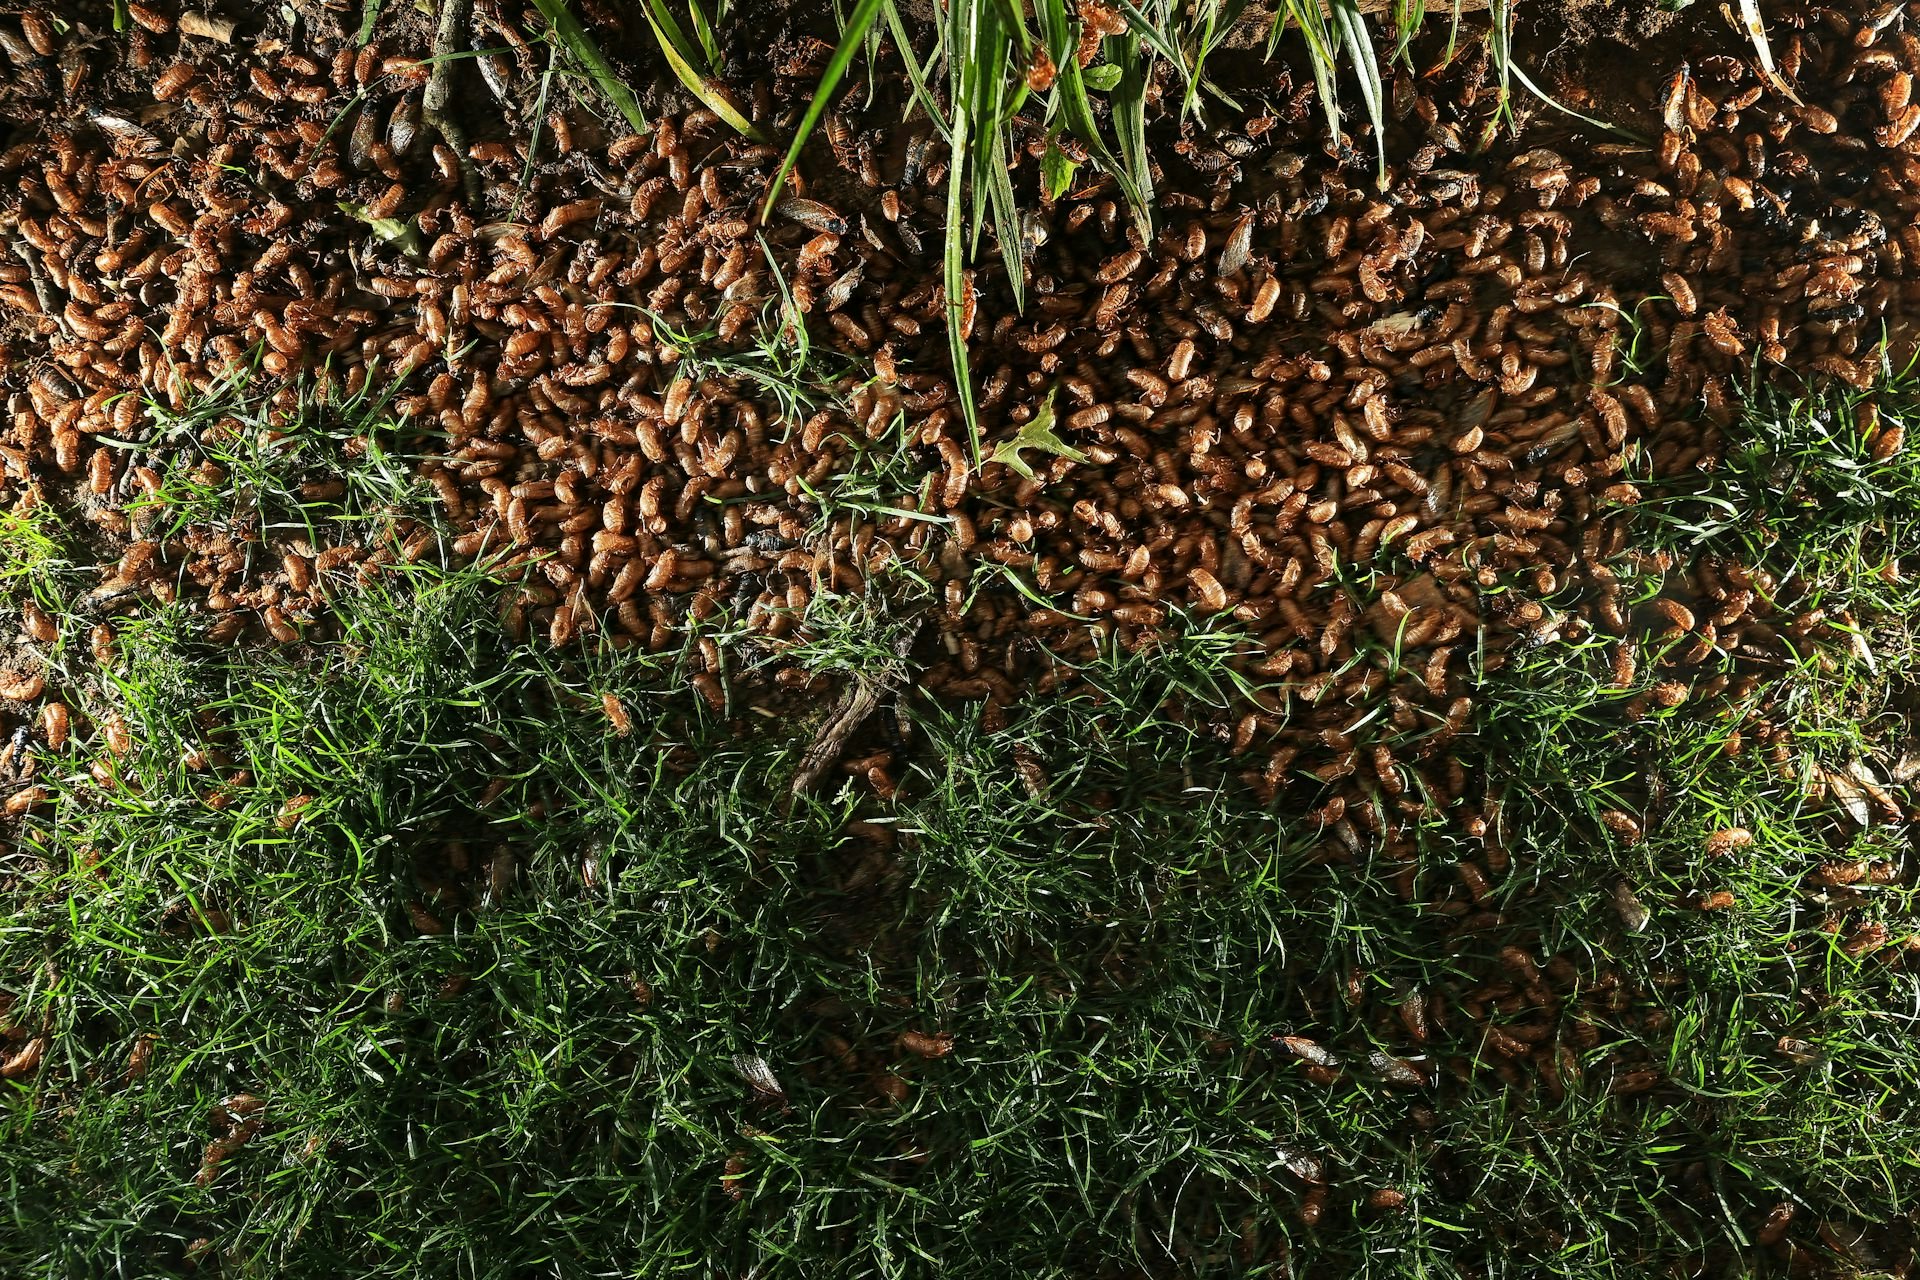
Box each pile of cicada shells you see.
[2,2,1918,1262]
[5,1,1910,828]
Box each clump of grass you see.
[753,0,1614,465]
[1471,363,1920,1271]
[0,499,79,612]
[1637,355,1920,614]
[128,359,432,544]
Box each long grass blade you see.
[509,51,559,224]
[640,0,765,141]
[966,3,1004,257]
[1107,30,1155,240]
[1180,1,1219,120]
[1191,0,1252,115]
[686,0,722,71]
[985,126,1026,312]
[1508,61,1644,140]
[1735,0,1803,106]
[943,0,981,466]
[1281,0,1342,150]
[760,0,886,221]
[640,0,698,67]
[1329,0,1387,189]
[1487,0,1513,118]
[1035,0,1073,79]
[1114,0,1191,98]
[1043,0,1146,234]
[526,0,650,135]
[1391,0,1425,65]
[883,0,950,138]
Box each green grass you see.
[0,500,81,613]
[8,366,1920,1277]
[125,359,432,547]
[1635,361,1920,616]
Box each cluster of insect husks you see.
[0,1,1913,823]
[3,4,1920,1263]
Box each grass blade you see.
[1106,29,1155,239]
[883,0,950,138]
[944,20,980,468]
[526,0,650,135]
[1391,0,1426,65]
[641,0,698,64]
[965,2,1004,258]
[1488,0,1513,118]
[1442,0,1462,66]
[1035,0,1073,85]
[1179,1,1218,120]
[1509,61,1644,140]
[639,0,765,141]
[1041,0,1146,234]
[1281,0,1342,150]
[1114,0,1193,105]
[1736,0,1803,106]
[985,121,1026,312]
[686,0,722,71]
[760,0,887,221]
[509,50,559,225]
[1329,0,1387,189]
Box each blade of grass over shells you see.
[945,9,980,468]
[1329,0,1387,189]
[760,0,886,221]
[1509,61,1643,140]
[639,0,765,141]
[985,124,1026,312]
[1190,0,1252,115]
[1175,0,1227,121]
[975,559,1095,618]
[1391,0,1425,64]
[526,0,649,135]
[639,0,699,69]
[883,0,950,138]
[509,50,559,225]
[1736,0,1802,106]
[1488,0,1514,116]
[964,4,1007,258]
[1034,0,1073,91]
[686,0,722,71]
[1106,30,1155,236]
[1040,0,1146,235]
[358,0,383,44]
[982,38,1034,309]
[1442,0,1462,64]
[1279,0,1342,151]
[1114,0,1191,104]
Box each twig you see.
[788,679,879,798]
[422,0,482,205]
[788,617,923,799]
[179,10,237,41]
